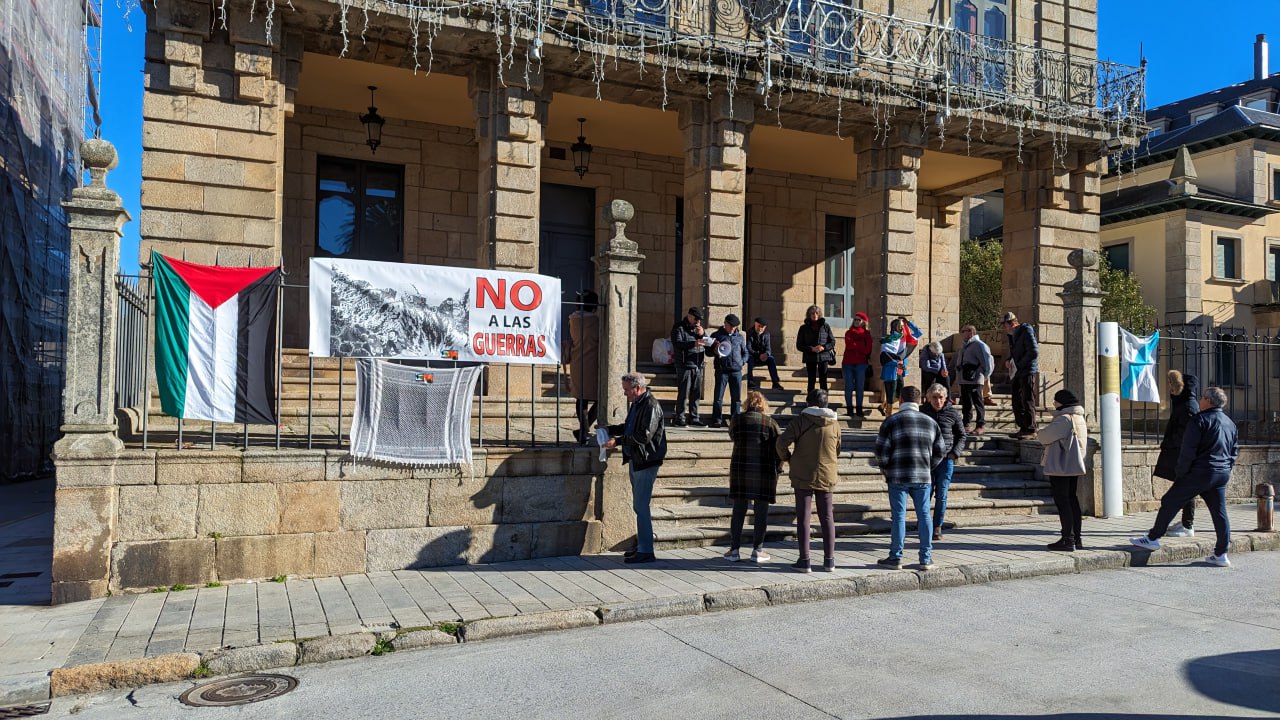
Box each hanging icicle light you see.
[571,118,592,179]
[360,85,385,155]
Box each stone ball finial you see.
[1068,248,1098,270]
[80,138,118,189]
[605,199,634,226]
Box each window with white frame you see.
[1213,234,1241,279]
[1190,107,1218,124]
[1242,93,1271,112]
[1146,118,1168,138]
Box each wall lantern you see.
[571,117,592,179]
[360,85,385,155]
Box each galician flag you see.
[1119,327,1161,403]
[152,252,281,424]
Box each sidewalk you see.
[1,504,1275,705]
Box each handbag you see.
[961,362,979,383]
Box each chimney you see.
[1256,34,1270,81]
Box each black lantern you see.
[360,85,385,155]
[570,117,592,179]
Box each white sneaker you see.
[1129,536,1161,550]
[1206,554,1230,567]
[750,549,771,563]
[1167,524,1194,537]
[724,548,741,562]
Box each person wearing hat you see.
[746,317,783,391]
[709,314,750,428]
[1000,311,1040,439]
[670,307,710,426]
[1039,389,1087,551]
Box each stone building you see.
[49,0,1145,601]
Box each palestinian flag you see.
[152,252,281,424]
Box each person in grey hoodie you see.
[710,314,750,428]
[776,389,842,573]
[1039,389,1087,551]
[952,325,994,434]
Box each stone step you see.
[651,477,1048,506]
[651,506,1058,549]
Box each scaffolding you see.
[0,0,98,480]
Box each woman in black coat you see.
[796,305,836,394]
[1153,370,1198,537]
[724,390,781,563]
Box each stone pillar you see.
[595,200,645,427]
[1165,213,1203,326]
[679,93,752,324]
[52,139,130,604]
[594,200,645,553]
[139,0,291,266]
[854,124,923,335]
[470,64,547,272]
[1060,249,1104,425]
[1000,148,1103,383]
[914,194,963,343]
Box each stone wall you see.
[1120,444,1275,513]
[52,448,604,599]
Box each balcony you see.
[1252,279,1280,307]
[521,0,1145,127]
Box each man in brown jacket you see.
[777,389,842,573]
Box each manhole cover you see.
[179,674,298,707]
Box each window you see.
[1190,107,1218,124]
[823,215,855,327]
[1102,243,1131,273]
[1242,93,1271,111]
[316,156,404,262]
[1147,127,1163,138]
[1273,168,1280,201]
[1214,328,1247,387]
[1268,245,1280,282]
[953,0,1010,92]
[1213,234,1241,279]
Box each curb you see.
[9,530,1278,706]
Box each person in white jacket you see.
[1039,389,1087,552]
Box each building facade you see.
[136,0,1139,376]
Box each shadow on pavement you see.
[1184,648,1280,715]
[0,476,55,605]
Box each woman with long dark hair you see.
[796,305,835,395]
[724,390,781,563]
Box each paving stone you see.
[763,578,863,605]
[462,609,598,642]
[598,595,703,624]
[391,629,456,650]
[703,587,770,612]
[0,671,50,705]
[49,653,200,696]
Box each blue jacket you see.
[1009,323,1039,376]
[711,328,749,373]
[1174,407,1238,481]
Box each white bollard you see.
[1098,321,1123,518]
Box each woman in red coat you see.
[841,312,873,416]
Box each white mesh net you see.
[350,360,483,467]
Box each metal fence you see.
[113,271,595,451]
[1122,326,1280,445]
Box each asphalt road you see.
[49,552,1280,719]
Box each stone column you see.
[679,93,752,324]
[1059,249,1104,425]
[853,125,923,335]
[470,64,547,272]
[139,0,290,266]
[594,200,645,553]
[52,139,130,604]
[1000,148,1103,383]
[914,194,963,342]
[1164,213,1203,327]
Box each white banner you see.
[309,258,561,365]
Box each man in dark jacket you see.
[1000,312,1039,439]
[670,307,709,426]
[710,314,750,427]
[604,372,668,564]
[875,386,946,569]
[1154,371,1199,537]
[746,317,783,390]
[922,383,966,541]
[1131,386,1238,567]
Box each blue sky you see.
[101,1,1280,274]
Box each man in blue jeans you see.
[874,385,946,569]
[710,314,749,428]
[1131,386,1237,567]
[604,372,668,564]
[922,383,966,541]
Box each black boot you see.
[1074,535,1084,550]
[1047,537,1075,552]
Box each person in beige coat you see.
[1039,389,1088,551]
[777,388,842,573]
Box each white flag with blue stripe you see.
[1119,328,1161,402]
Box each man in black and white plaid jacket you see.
[874,385,946,570]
